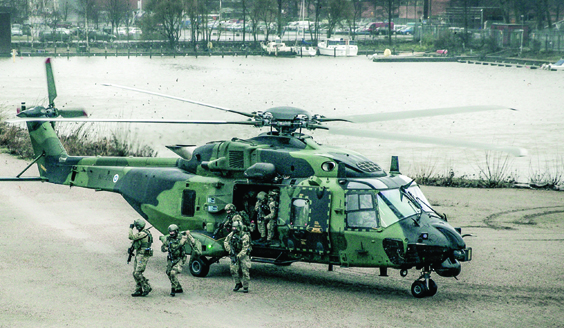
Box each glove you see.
[129,224,134,229]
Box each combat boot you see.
[233,283,243,292]
[243,287,249,293]
[131,290,144,297]
[141,285,152,296]
[170,288,175,297]
[175,287,183,294]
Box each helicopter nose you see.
[432,223,466,250]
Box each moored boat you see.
[261,38,297,57]
[317,38,358,57]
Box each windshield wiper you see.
[399,179,423,224]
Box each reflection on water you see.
[1,56,563,181]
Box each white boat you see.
[261,38,296,56]
[541,58,564,70]
[293,44,317,57]
[317,38,358,57]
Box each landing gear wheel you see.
[427,279,438,297]
[411,280,428,298]
[189,256,210,277]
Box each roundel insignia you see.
[113,174,119,183]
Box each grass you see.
[0,109,156,159]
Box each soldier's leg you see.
[241,256,251,291]
[267,220,276,241]
[230,262,243,291]
[258,220,266,239]
[135,254,152,295]
[169,266,181,290]
[132,256,144,295]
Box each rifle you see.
[213,222,225,238]
[230,249,237,264]
[127,245,135,264]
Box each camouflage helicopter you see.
[6,58,526,298]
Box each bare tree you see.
[325,0,352,38]
[255,0,278,41]
[145,0,184,48]
[105,0,131,34]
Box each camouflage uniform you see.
[264,190,279,242]
[254,192,269,241]
[128,222,153,297]
[224,222,252,293]
[161,226,196,296]
[220,204,250,236]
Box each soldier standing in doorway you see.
[254,191,269,242]
[128,218,153,297]
[264,189,279,245]
[224,221,252,293]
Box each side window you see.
[291,198,309,228]
[346,193,379,229]
[181,190,196,217]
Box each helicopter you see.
[4,58,527,298]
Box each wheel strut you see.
[411,265,437,298]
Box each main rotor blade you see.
[8,118,259,126]
[321,105,516,123]
[102,83,255,118]
[45,58,57,107]
[328,127,527,157]
[58,108,88,118]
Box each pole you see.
[520,15,524,56]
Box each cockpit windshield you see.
[377,189,420,227]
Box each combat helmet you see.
[256,191,267,201]
[134,218,146,230]
[232,220,242,233]
[225,203,237,212]
[168,224,179,236]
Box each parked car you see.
[400,26,414,35]
[11,26,23,36]
[87,30,116,42]
[39,29,71,42]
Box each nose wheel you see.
[411,266,438,298]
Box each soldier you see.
[264,190,280,244]
[128,218,153,297]
[224,221,252,293]
[254,191,269,242]
[214,203,247,238]
[160,224,196,297]
[242,191,257,233]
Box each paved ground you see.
[1,153,563,328]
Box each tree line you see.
[2,0,563,48]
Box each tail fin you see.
[17,58,70,181]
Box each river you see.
[1,55,563,183]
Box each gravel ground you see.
[1,153,563,328]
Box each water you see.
[1,55,563,182]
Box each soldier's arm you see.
[160,237,168,252]
[264,202,278,220]
[185,231,197,246]
[224,233,232,253]
[237,235,251,258]
[129,229,147,241]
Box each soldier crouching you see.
[224,221,252,293]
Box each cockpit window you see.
[377,189,420,227]
[346,193,378,229]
